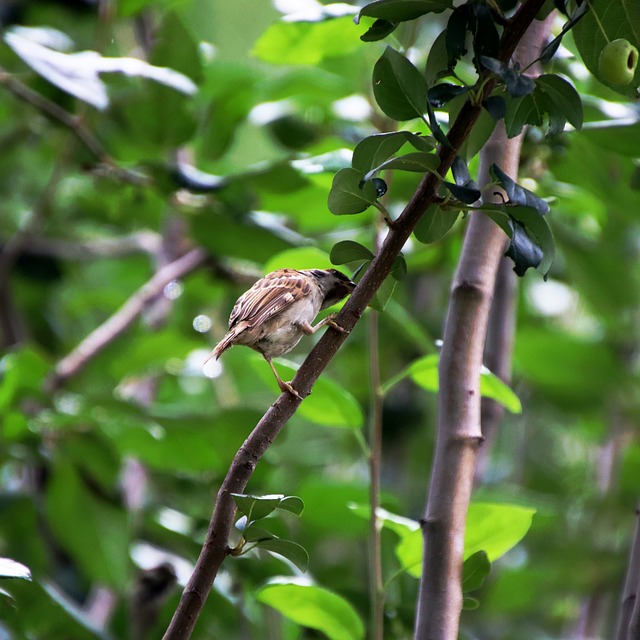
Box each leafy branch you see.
[162,1,550,638]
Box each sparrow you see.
[208,268,356,398]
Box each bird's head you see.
[305,269,356,310]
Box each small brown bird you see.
[208,268,356,398]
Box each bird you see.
[207,268,356,398]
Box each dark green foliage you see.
[1,1,639,639]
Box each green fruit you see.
[598,38,639,86]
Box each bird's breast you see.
[252,294,322,358]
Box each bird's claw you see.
[280,380,303,400]
[328,319,349,334]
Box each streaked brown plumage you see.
[208,268,355,398]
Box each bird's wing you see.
[229,270,312,330]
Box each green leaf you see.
[462,550,491,593]
[0,558,32,581]
[265,247,333,273]
[391,254,407,280]
[394,502,535,578]
[360,18,399,42]
[352,131,435,174]
[330,240,375,265]
[242,525,276,542]
[372,47,429,121]
[358,0,452,23]
[0,346,49,412]
[349,504,419,539]
[45,462,129,588]
[256,579,365,640]
[535,75,583,131]
[255,538,310,573]
[464,502,536,561]
[463,596,481,610]
[572,0,640,98]
[414,204,460,243]
[251,357,364,429]
[0,579,104,638]
[503,75,583,138]
[252,17,363,65]
[363,151,440,181]
[232,493,304,521]
[490,164,549,214]
[479,367,522,414]
[381,353,522,412]
[5,27,196,110]
[370,274,398,311]
[481,204,555,278]
[150,11,202,84]
[328,168,379,215]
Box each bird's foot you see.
[279,379,303,400]
[328,317,349,334]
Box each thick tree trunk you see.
[413,13,552,639]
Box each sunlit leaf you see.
[5,27,196,110]
[256,579,365,640]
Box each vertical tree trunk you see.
[413,14,552,639]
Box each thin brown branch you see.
[616,505,640,640]
[45,248,207,392]
[0,67,148,186]
[162,2,548,638]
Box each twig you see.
[162,2,549,638]
[0,67,148,186]
[45,248,207,392]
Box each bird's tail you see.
[205,330,239,365]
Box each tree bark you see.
[616,505,640,640]
[413,11,551,639]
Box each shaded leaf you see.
[352,131,435,174]
[372,47,429,121]
[428,82,470,108]
[414,204,460,243]
[490,164,550,214]
[46,462,129,588]
[328,168,378,215]
[358,0,452,22]
[391,254,408,281]
[480,56,535,98]
[360,18,399,41]
[482,95,506,120]
[256,538,310,573]
[232,494,304,522]
[363,151,441,182]
[462,550,491,593]
[330,241,375,265]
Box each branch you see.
[45,248,207,392]
[162,2,549,638]
[616,505,640,640]
[0,67,148,186]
